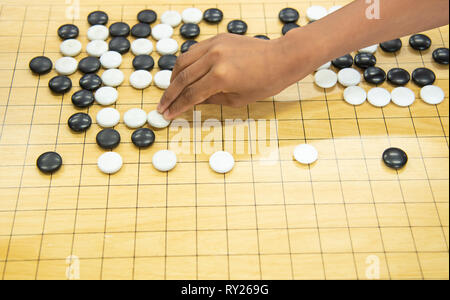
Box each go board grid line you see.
[405,41,449,252]
[241,2,264,280]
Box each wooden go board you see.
[0,0,448,280]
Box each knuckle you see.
[212,65,227,80]
[176,70,189,85]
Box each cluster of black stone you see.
[279,8,300,36]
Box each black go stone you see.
[68,113,92,133]
[409,34,432,51]
[109,22,131,37]
[227,20,248,35]
[180,23,200,39]
[138,10,157,24]
[109,37,131,54]
[49,76,72,94]
[432,48,449,65]
[282,23,300,35]
[279,8,300,23]
[332,54,353,69]
[88,11,109,25]
[132,128,155,148]
[387,68,410,86]
[158,55,177,71]
[354,53,377,69]
[203,8,223,24]
[96,128,121,150]
[181,40,198,53]
[364,67,386,85]
[380,39,403,53]
[79,74,102,91]
[37,152,62,174]
[131,23,152,38]
[72,90,95,108]
[254,35,270,40]
[383,147,408,170]
[78,56,101,74]
[133,55,155,71]
[58,24,79,40]
[29,56,53,75]
[412,68,436,87]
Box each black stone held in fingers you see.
[37,152,63,174]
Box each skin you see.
[158,0,449,120]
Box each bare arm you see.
[158,0,449,120]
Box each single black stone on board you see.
[354,53,377,69]
[29,56,53,75]
[364,67,386,85]
[72,90,95,108]
[332,54,353,69]
[203,8,223,24]
[279,8,300,23]
[380,39,402,53]
[131,23,152,38]
[412,68,436,87]
[409,34,432,51]
[133,55,155,71]
[132,128,155,148]
[109,37,131,54]
[88,11,109,25]
[382,147,408,170]
[96,128,121,150]
[227,20,248,35]
[432,48,449,65]
[158,55,177,70]
[68,112,92,133]
[78,56,101,74]
[387,68,411,86]
[181,40,198,53]
[58,24,79,40]
[109,22,131,37]
[37,152,62,174]
[138,10,157,24]
[180,23,200,39]
[282,23,300,35]
[79,73,102,91]
[254,35,270,40]
[49,76,72,94]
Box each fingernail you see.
[163,110,171,120]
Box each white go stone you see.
[130,70,153,89]
[101,69,124,87]
[391,87,416,107]
[152,23,174,40]
[156,38,179,55]
[420,85,445,105]
[60,39,82,57]
[96,107,121,128]
[328,5,343,14]
[131,38,153,55]
[100,51,122,69]
[55,57,78,75]
[161,11,182,27]
[98,152,123,174]
[306,6,328,21]
[182,8,203,24]
[359,44,379,54]
[316,61,331,71]
[152,150,177,172]
[87,25,109,41]
[148,110,171,129]
[338,68,362,87]
[154,70,172,89]
[87,40,109,57]
[209,151,235,174]
[367,87,391,107]
[314,69,338,89]
[124,108,147,128]
[95,87,119,106]
[294,144,319,165]
[343,86,367,106]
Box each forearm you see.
[280,0,449,81]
